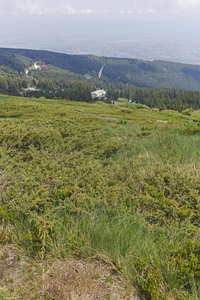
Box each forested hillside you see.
[2,48,200,111]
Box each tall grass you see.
[115,127,200,167]
[49,208,200,299]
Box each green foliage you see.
[183,123,200,135]
[182,108,193,115]
[0,290,11,300]
[3,48,200,112]
[136,258,163,300]
[169,239,200,289]
[0,94,200,298]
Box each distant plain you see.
[1,14,200,64]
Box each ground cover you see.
[0,94,200,299]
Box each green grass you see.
[0,290,11,300]
[118,129,200,165]
[1,94,200,299]
[84,212,188,297]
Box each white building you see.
[91,89,107,100]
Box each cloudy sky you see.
[1,0,200,64]
[1,0,200,15]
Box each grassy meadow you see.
[0,94,200,299]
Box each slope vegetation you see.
[0,95,200,299]
[1,47,200,90]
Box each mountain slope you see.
[1,47,200,90]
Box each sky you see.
[1,0,200,64]
[1,0,200,15]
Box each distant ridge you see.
[1,47,200,90]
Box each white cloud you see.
[80,9,93,14]
[147,8,156,14]
[2,0,200,15]
[58,5,76,15]
[13,2,54,15]
[176,0,200,10]
[0,0,77,15]
[120,10,134,14]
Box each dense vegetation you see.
[120,87,200,111]
[1,94,200,299]
[3,48,200,111]
[2,47,200,90]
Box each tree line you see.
[2,64,200,111]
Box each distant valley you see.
[1,14,200,66]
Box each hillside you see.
[0,94,200,299]
[1,47,200,92]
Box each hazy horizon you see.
[1,0,200,65]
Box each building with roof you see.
[91,89,107,100]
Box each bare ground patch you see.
[0,244,142,300]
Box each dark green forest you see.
[2,47,200,111]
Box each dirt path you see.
[25,61,41,77]
[99,65,105,78]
